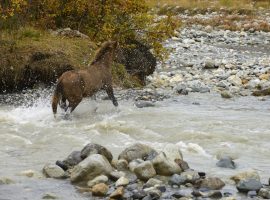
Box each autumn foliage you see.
[0,0,180,59]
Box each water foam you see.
[176,141,212,157]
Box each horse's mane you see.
[90,41,114,65]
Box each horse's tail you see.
[52,80,63,115]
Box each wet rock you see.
[129,159,144,172]
[175,159,190,171]
[162,143,183,161]
[247,190,257,198]
[91,183,109,197]
[174,84,189,95]
[169,174,186,186]
[146,178,163,187]
[134,161,156,181]
[118,143,158,162]
[135,101,155,108]
[204,57,217,69]
[42,193,58,199]
[236,179,262,193]
[109,171,126,181]
[132,189,147,199]
[188,80,210,93]
[152,152,182,176]
[228,75,242,86]
[144,187,162,199]
[196,177,225,190]
[221,91,233,99]
[115,176,129,187]
[180,171,200,184]
[258,188,270,199]
[87,175,108,187]
[80,143,113,163]
[0,177,15,184]
[231,170,260,183]
[43,164,66,179]
[110,186,125,199]
[56,151,82,170]
[70,154,112,183]
[216,156,236,169]
[115,159,129,171]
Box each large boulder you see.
[152,152,182,176]
[80,143,113,162]
[116,40,156,83]
[118,143,158,163]
[70,154,112,183]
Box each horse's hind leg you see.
[105,85,118,106]
[60,96,67,110]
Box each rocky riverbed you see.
[38,142,270,200]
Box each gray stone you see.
[80,143,113,162]
[152,152,182,176]
[134,161,156,181]
[146,178,163,187]
[258,188,270,199]
[169,174,186,186]
[228,75,242,86]
[109,171,126,181]
[180,171,200,184]
[115,176,129,187]
[87,175,108,187]
[231,170,260,183]
[43,164,66,179]
[174,159,190,171]
[204,57,217,69]
[70,154,112,183]
[56,151,82,170]
[129,159,144,172]
[197,177,225,190]
[162,143,183,161]
[221,91,233,99]
[144,187,162,199]
[118,143,158,162]
[115,159,129,171]
[236,179,262,193]
[174,84,189,95]
[216,156,236,169]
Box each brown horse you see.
[52,41,118,116]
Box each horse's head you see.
[90,41,119,66]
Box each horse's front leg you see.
[104,85,118,107]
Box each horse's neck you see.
[92,51,114,68]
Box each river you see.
[0,87,269,199]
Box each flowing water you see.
[0,87,270,199]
